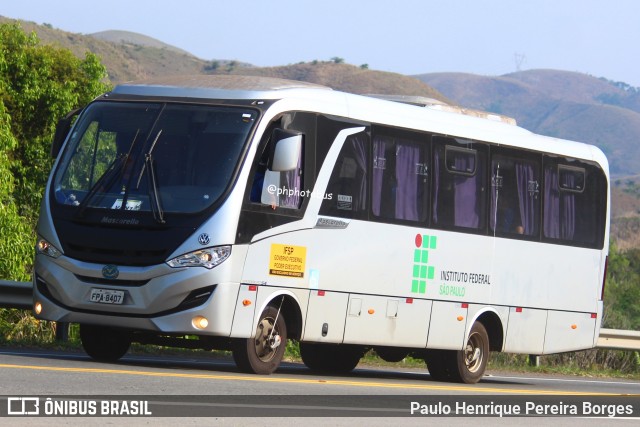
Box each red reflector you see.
[591,313,597,319]
[406,298,413,304]
[461,303,469,308]
[248,285,257,292]
[317,290,325,296]
[516,307,523,313]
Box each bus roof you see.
[110,75,609,172]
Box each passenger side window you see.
[432,137,487,231]
[319,132,369,219]
[543,158,606,247]
[371,132,429,222]
[490,152,540,237]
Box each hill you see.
[0,16,210,82]
[89,30,194,56]
[207,62,449,100]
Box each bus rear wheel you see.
[80,324,131,362]
[455,321,489,383]
[425,322,489,384]
[232,305,287,375]
[300,343,364,373]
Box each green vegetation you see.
[0,22,110,332]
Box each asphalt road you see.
[0,347,638,426]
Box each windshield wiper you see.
[146,152,165,224]
[135,129,162,189]
[75,130,141,217]
[142,130,165,224]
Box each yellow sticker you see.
[269,244,307,278]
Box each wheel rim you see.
[464,331,484,373]
[253,316,281,362]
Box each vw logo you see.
[102,264,119,279]
[198,233,210,246]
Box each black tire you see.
[232,305,287,375]
[300,342,364,373]
[453,322,489,384]
[424,349,453,382]
[79,324,131,362]
[375,346,409,363]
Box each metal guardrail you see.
[1,280,639,350]
[0,280,32,310]
[597,328,640,351]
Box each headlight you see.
[167,246,231,269]
[36,238,62,258]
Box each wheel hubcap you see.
[464,332,484,373]
[254,317,280,362]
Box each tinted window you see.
[543,158,607,247]
[371,132,429,222]
[319,132,369,219]
[432,137,487,231]
[490,151,541,237]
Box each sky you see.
[2,0,640,87]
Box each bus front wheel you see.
[232,305,287,375]
[79,324,131,362]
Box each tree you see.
[0,22,111,280]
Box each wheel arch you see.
[469,308,504,352]
[260,290,304,340]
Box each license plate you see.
[89,288,125,305]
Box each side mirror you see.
[269,129,302,172]
[51,108,82,158]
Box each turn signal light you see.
[242,299,252,306]
[34,302,42,315]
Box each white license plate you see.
[89,288,125,305]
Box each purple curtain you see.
[395,143,420,220]
[432,148,440,224]
[371,137,386,216]
[281,146,302,208]
[544,167,559,238]
[560,172,576,239]
[544,166,576,240]
[453,156,479,228]
[516,162,536,235]
[490,163,500,231]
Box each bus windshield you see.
[53,102,257,216]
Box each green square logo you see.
[419,281,426,293]
[420,265,427,279]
